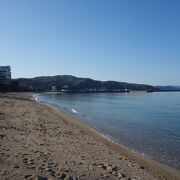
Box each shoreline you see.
[34,95,144,163]
[43,100,180,180]
[0,92,180,179]
[34,92,180,171]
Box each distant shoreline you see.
[31,90,180,94]
[2,74,180,92]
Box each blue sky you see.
[0,0,179,85]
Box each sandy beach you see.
[0,93,180,180]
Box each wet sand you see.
[0,93,179,180]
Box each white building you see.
[0,66,11,85]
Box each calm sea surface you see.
[35,92,180,169]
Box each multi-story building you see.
[0,66,11,85]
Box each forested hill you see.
[12,75,159,92]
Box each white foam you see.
[71,108,78,114]
[35,97,42,103]
[33,94,41,103]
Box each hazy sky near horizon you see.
[0,0,180,86]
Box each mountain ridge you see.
[11,75,159,92]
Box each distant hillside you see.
[12,75,159,92]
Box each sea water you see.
[34,92,180,169]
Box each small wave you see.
[33,95,41,103]
[35,97,42,103]
[71,108,79,114]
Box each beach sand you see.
[0,93,179,180]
